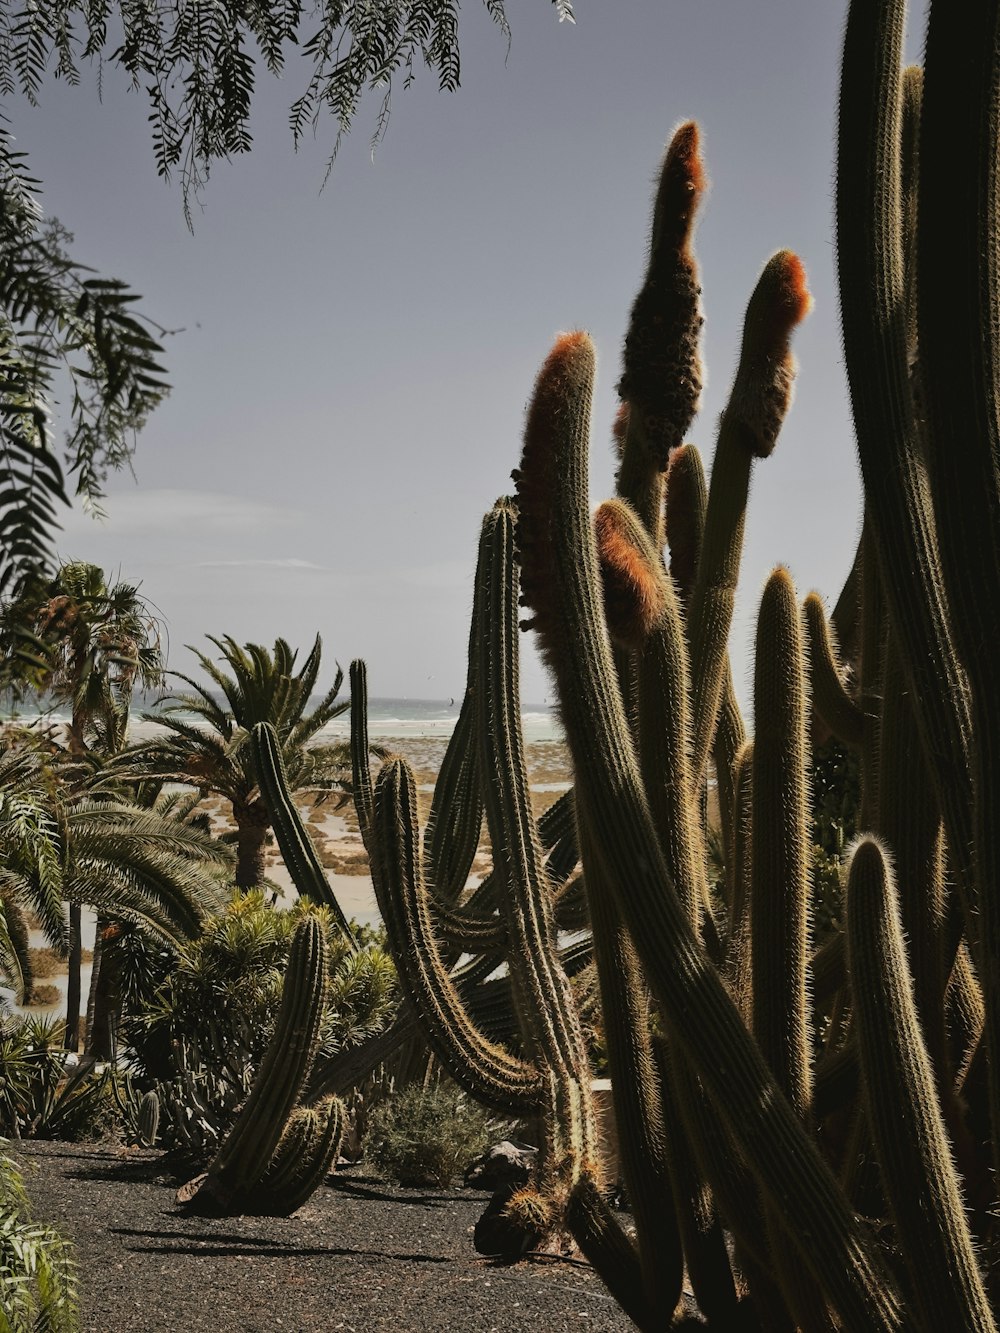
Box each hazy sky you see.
[13,2,928,707]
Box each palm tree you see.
[0,560,165,1049]
[0,735,232,1052]
[129,635,350,890]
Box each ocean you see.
[4,697,564,747]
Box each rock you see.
[472,1182,541,1259]
[463,1140,537,1192]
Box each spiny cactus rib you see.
[137,1090,160,1148]
[664,442,746,890]
[250,721,358,949]
[723,740,753,1018]
[205,914,330,1204]
[475,499,597,1186]
[514,330,903,1331]
[751,568,813,1118]
[685,251,810,796]
[653,1035,742,1326]
[846,838,995,1333]
[803,592,864,748]
[579,820,683,1325]
[370,757,544,1115]
[876,633,949,1082]
[837,0,974,923]
[752,568,834,1331]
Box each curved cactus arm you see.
[428,896,508,953]
[475,498,597,1177]
[847,838,995,1333]
[876,633,949,1082]
[424,562,485,903]
[250,721,359,950]
[256,1097,345,1216]
[837,0,974,917]
[803,592,865,748]
[684,252,811,796]
[371,756,544,1116]
[513,330,903,1331]
[203,914,330,1205]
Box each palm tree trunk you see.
[86,919,123,1061]
[65,902,82,1052]
[233,800,271,889]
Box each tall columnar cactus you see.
[356,0,1000,1326]
[354,498,625,1268]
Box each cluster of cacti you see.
[178,913,345,1215]
[350,512,607,1258]
[349,0,1000,1326]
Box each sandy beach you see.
[234,735,574,927]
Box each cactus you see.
[348,0,1000,1326]
[137,1090,160,1148]
[179,914,334,1215]
[250,719,358,950]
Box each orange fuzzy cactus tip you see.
[757,250,812,351]
[729,251,812,459]
[513,332,596,648]
[650,121,707,254]
[595,500,665,649]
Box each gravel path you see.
[11,1141,634,1332]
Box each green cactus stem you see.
[196,914,330,1210]
[250,721,358,949]
[837,0,974,926]
[803,592,864,749]
[916,0,1000,1187]
[846,837,995,1333]
[684,252,810,798]
[256,1097,345,1216]
[751,568,813,1120]
[617,120,706,494]
[513,328,902,1331]
[369,758,544,1117]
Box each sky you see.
[12,1,929,708]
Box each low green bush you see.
[0,1144,78,1332]
[0,1016,113,1140]
[363,1082,504,1188]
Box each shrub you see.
[122,891,396,1160]
[363,1082,504,1188]
[0,1144,78,1332]
[0,1016,113,1140]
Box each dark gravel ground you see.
[11,1140,634,1332]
